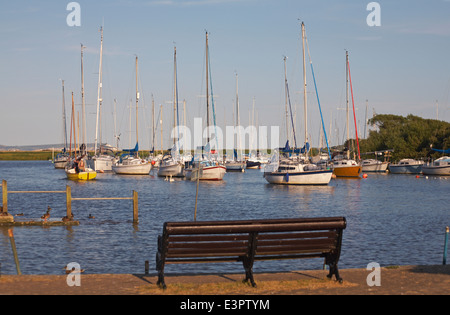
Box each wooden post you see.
[132,190,138,224]
[8,229,21,275]
[66,185,72,218]
[2,180,7,213]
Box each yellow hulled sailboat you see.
[332,51,361,178]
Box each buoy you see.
[416,175,420,178]
[362,173,368,178]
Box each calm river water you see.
[0,160,448,275]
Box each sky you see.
[1,0,450,150]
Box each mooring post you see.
[66,185,72,218]
[8,229,21,275]
[2,180,7,213]
[444,226,449,265]
[133,190,138,224]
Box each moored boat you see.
[388,159,424,174]
[361,159,388,173]
[422,156,450,176]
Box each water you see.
[0,161,448,275]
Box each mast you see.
[152,95,155,153]
[205,31,210,144]
[235,72,242,160]
[173,46,179,145]
[61,80,68,150]
[346,50,350,159]
[347,52,361,161]
[135,56,139,146]
[283,56,289,143]
[94,27,104,154]
[301,22,308,158]
[81,44,87,151]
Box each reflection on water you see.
[0,161,449,275]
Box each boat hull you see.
[333,165,362,178]
[246,160,261,169]
[157,163,185,177]
[225,161,246,172]
[186,165,226,181]
[388,165,422,174]
[362,162,389,173]
[422,165,450,176]
[54,159,69,169]
[112,163,152,175]
[65,168,97,181]
[264,169,333,185]
[87,156,115,172]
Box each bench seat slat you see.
[168,240,248,249]
[168,234,248,243]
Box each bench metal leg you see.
[242,257,257,287]
[156,251,167,289]
[326,261,343,283]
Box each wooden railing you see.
[1,180,138,224]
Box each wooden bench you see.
[156,216,346,289]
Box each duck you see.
[62,213,74,222]
[88,214,95,219]
[41,207,51,222]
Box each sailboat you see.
[112,56,152,175]
[54,79,70,169]
[158,46,185,178]
[185,32,226,181]
[332,51,362,178]
[87,27,116,172]
[264,22,332,185]
[225,73,246,172]
[65,92,97,181]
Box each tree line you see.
[356,114,450,161]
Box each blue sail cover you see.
[120,142,139,159]
[280,140,310,155]
[432,148,450,154]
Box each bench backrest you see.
[159,217,346,263]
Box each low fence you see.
[1,180,138,224]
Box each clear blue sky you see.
[1,0,450,149]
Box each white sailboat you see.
[112,56,152,175]
[225,73,246,172]
[158,46,185,178]
[88,27,116,172]
[264,22,332,185]
[185,31,226,181]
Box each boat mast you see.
[81,44,87,153]
[173,46,178,145]
[283,56,289,143]
[301,22,308,158]
[61,80,68,150]
[205,31,210,144]
[346,50,350,160]
[94,27,104,154]
[135,56,139,147]
[235,72,242,160]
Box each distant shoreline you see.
[0,151,53,161]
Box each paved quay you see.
[0,265,448,295]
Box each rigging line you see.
[208,45,220,156]
[286,81,298,149]
[347,56,361,161]
[305,36,332,160]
